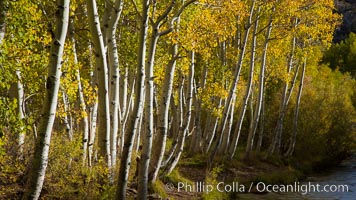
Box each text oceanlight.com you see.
[174,182,349,194]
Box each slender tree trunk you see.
[220,96,235,154]
[161,92,181,168]
[16,69,25,160]
[165,51,195,175]
[61,89,73,140]
[135,111,143,152]
[88,99,98,166]
[75,52,90,165]
[189,69,206,154]
[229,6,259,159]
[116,0,149,198]
[120,67,128,119]
[70,21,90,165]
[245,15,273,158]
[119,76,135,156]
[86,0,111,166]
[210,0,255,161]
[149,35,179,183]
[137,22,158,199]
[286,56,306,156]
[256,94,265,153]
[204,98,222,153]
[23,1,69,199]
[269,33,296,156]
[88,42,98,166]
[105,0,124,170]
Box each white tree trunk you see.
[16,69,25,160]
[245,14,273,158]
[165,51,195,175]
[105,0,124,170]
[86,0,111,166]
[286,56,306,156]
[149,33,179,184]
[116,0,149,198]
[220,96,236,154]
[120,67,128,119]
[229,7,259,159]
[210,0,255,161]
[256,97,265,153]
[88,98,98,167]
[137,22,158,200]
[204,98,222,153]
[61,89,73,140]
[269,33,297,156]
[69,18,90,165]
[23,0,69,199]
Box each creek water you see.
[236,154,356,200]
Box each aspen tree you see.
[210,0,255,161]
[23,0,70,198]
[204,98,222,153]
[69,17,90,165]
[269,32,297,156]
[286,56,306,156]
[61,89,73,140]
[148,0,197,182]
[165,51,195,175]
[86,0,111,166]
[16,69,25,160]
[116,0,149,198]
[229,6,260,159]
[245,11,273,158]
[138,0,174,194]
[161,91,182,168]
[189,65,207,153]
[105,0,124,170]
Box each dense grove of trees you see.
[0,0,355,199]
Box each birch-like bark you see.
[88,98,98,167]
[229,7,259,159]
[116,0,148,198]
[256,96,265,152]
[189,66,207,153]
[245,15,273,158]
[269,34,296,156]
[149,28,179,184]
[210,0,255,161]
[286,56,306,156]
[204,98,222,153]
[105,0,124,170]
[119,76,135,154]
[165,51,195,175]
[23,1,69,199]
[137,19,158,200]
[86,0,111,166]
[161,91,182,168]
[69,18,90,165]
[135,111,143,152]
[149,0,201,182]
[86,21,98,167]
[220,96,235,154]
[16,69,25,160]
[61,89,73,140]
[120,68,128,119]
[118,76,135,156]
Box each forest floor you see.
[146,154,305,200]
[0,154,305,200]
